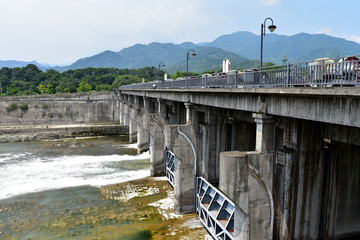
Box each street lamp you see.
[281,54,288,65]
[158,61,165,70]
[260,17,276,68]
[186,49,197,81]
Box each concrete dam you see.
[118,84,360,240]
[1,80,358,239]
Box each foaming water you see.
[0,137,150,200]
[0,152,31,163]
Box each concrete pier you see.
[119,87,360,240]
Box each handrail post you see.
[286,63,290,87]
[235,71,238,87]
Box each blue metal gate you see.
[197,177,235,240]
[164,149,175,187]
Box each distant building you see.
[222,58,231,73]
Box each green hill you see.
[55,42,256,74]
[205,31,360,64]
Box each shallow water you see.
[0,137,211,240]
[0,137,149,199]
[0,137,150,239]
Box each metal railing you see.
[197,177,235,240]
[164,149,175,187]
[119,56,360,90]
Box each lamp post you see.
[186,49,196,87]
[158,61,165,70]
[281,54,288,65]
[260,17,276,68]
[158,61,166,81]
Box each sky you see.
[1,0,360,65]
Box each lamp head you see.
[268,24,276,32]
[192,53,197,57]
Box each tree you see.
[96,84,112,91]
[55,86,62,93]
[46,83,55,94]
[37,81,47,94]
[5,83,19,96]
[0,65,182,96]
[171,70,184,79]
[77,79,92,92]
[112,75,142,89]
[23,64,41,82]
[68,85,77,93]
[258,62,276,68]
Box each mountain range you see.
[0,60,51,70]
[204,31,360,63]
[2,31,360,74]
[54,42,258,74]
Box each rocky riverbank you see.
[0,123,128,143]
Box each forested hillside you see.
[205,31,360,64]
[55,43,257,74]
[0,64,165,96]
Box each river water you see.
[0,136,152,239]
[0,136,211,240]
[0,137,150,200]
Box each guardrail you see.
[164,149,175,188]
[119,57,360,90]
[197,177,235,240]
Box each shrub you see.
[19,103,29,110]
[42,104,48,109]
[6,103,18,112]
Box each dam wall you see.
[0,92,120,126]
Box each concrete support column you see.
[143,97,151,114]
[119,100,124,125]
[119,94,126,126]
[217,114,275,239]
[200,108,221,182]
[112,93,120,122]
[165,124,196,213]
[122,102,128,126]
[165,102,199,213]
[253,113,275,153]
[148,99,166,176]
[124,95,130,126]
[185,102,196,125]
[219,151,272,240]
[252,113,275,198]
[129,96,139,143]
[158,99,168,122]
[136,97,149,154]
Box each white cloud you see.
[349,36,360,44]
[0,0,213,64]
[316,27,332,35]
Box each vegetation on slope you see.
[0,64,164,96]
